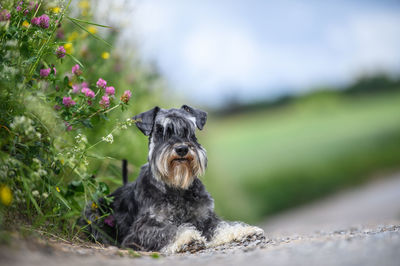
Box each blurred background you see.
[77,0,400,226]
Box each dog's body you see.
[83,105,264,253]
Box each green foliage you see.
[204,91,400,223]
[0,0,163,238]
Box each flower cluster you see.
[56,46,66,58]
[31,14,50,29]
[121,90,132,104]
[0,9,11,21]
[62,96,76,107]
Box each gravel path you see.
[1,174,400,266]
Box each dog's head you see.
[132,105,208,189]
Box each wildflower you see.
[72,84,80,93]
[64,43,73,54]
[0,185,12,206]
[56,186,60,192]
[87,220,92,225]
[105,86,115,96]
[31,17,39,26]
[42,192,49,199]
[104,215,115,227]
[81,82,89,88]
[62,96,76,107]
[81,87,95,98]
[91,202,98,210]
[121,90,132,104]
[53,67,57,75]
[24,9,29,15]
[40,68,51,77]
[71,64,82,76]
[88,26,97,34]
[101,52,110,60]
[102,133,114,143]
[56,28,64,39]
[79,0,90,10]
[32,190,39,197]
[22,20,30,27]
[39,14,50,29]
[96,78,107,88]
[54,105,61,110]
[52,7,61,13]
[67,31,79,42]
[99,95,110,108]
[56,46,66,58]
[16,5,22,12]
[0,9,11,21]
[65,122,73,131]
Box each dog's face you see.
[132,105,208,189]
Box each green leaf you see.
[98,182,110,194]
[66,16,113,28]
[82,119,93,128]
[67,17,112,47]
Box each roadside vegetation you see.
[0,0,163,241]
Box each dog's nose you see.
[175,145,189,157]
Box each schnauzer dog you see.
[83,105,264,253]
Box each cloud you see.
[120,0,400,106]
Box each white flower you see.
[32,190,39,197]
[102,134,114,144]
[42,192,49,199]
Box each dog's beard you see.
[152,145,207,189]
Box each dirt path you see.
[1,174,400,266]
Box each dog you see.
[83,105,264,253]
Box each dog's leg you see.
[161,224,206,254]
[121,217,206,253]
[207,221,265,248]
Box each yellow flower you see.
[64,42,74,54]
[60,159,64,165]
[52,7,61,13]
[87,26,97,34]
[78,0,90,10]
[101,52,110,60]
[56,186,60,193]
[0,185,12,206]
[91,202,98,210]
[87,219,92,224]
[67,31,79,42]
[22,21,30,28]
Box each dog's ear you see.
[132,106,160,136]
[181,105,207,130]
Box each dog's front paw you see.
[208,222,265,247]
[161,226,206,254]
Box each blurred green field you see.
[201,91,400,223]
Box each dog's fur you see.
[83,105,264,253]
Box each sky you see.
[98,0,400,107]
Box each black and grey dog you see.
[83,105,264,253]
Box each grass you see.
[200,91,400,223]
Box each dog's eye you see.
[183,106,191,113]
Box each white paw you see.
[208,221,265,247]
[161,226,206,254]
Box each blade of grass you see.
[21,178,43,215]
[66,53,84,68]
[50,186,72,210]
[67,18,112,47]
[66,16,113,28]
